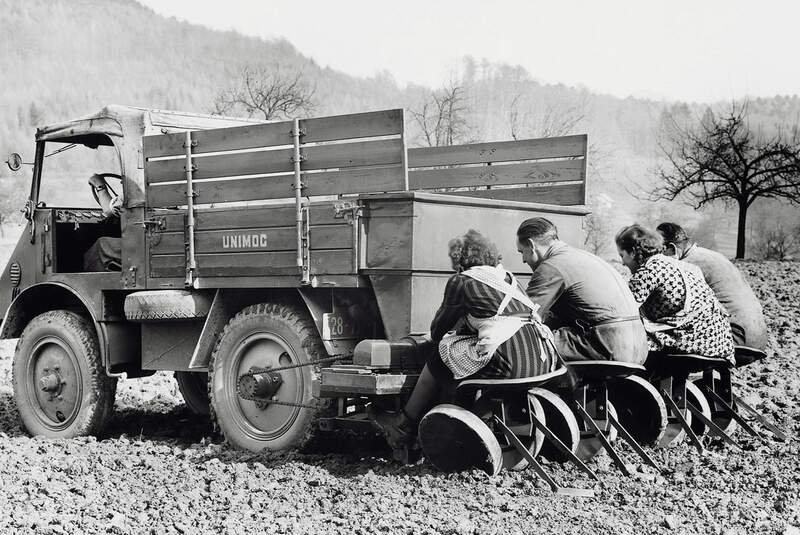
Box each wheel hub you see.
[39,369,65,396]
[237,367,284,410]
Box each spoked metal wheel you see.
[12,310,116,438]
[209,303,330,452]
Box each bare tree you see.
[507,92,587,140]
[410,82,474,147]
[583,212,613,256]
[213,65,316,120]
[753,221,800,260]
[651,102,800,258]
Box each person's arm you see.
[430,274,466,342]
[88,174,120,218]
[525,262,565,323]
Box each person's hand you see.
[103,196,122,219]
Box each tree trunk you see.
[735,200,748,259]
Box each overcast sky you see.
[136,0,798,103]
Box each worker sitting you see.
[368,229,562,460]
[656,222,768,352]
[83,173,123,272]
[517,217,649,364]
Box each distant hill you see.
[1,0,799,258]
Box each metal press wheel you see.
[208,303,331,452]
[607,375,668,446]
[470,391,545,471]
[693,374,738,436]
[532,388,580,463]
[686,380,713,438]
[12,310,116,438]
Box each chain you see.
[246,355,346,375]
[246,398,322,409]
[236,355,348,408]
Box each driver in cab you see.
[83,173,123,272]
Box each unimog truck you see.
[0,105,588,452]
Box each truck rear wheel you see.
[208,303,330,452]
[175,371,210,415]
[12,310,116,438]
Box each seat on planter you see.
[646,352,737,453]
[419,366,595,497]
[567,360,661,475]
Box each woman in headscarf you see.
[615,224,734,363]
[368,229,561,457]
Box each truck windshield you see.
[38,140,121,208]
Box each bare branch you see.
[650,101,800,258]
[212,65,316,120]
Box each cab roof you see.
[34,105,264,208]
[35,104,263,144]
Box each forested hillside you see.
[1,0,798,257]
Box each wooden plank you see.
[407,135,587,167]
[409,160,583,190]
[146,147,294,183]
[144,109,404,159]
[150,249,353,278]
[143,121,292,159]
[146,138,402,184]
[148,166,404,207]
[445,184,585,205]
[300,109,403,143]
[152,224,353,255]
[302,138,402,171]
[303,166,404,196]
[156,203,342,231]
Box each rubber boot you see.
[367,405,417,462]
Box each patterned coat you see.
[628,254,735,361]
[431,273,558,379]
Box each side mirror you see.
[5,153,22,171]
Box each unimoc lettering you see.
[222,233,268,249]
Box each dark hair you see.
[448,229,501,271]
[656,222,690,246]
[615,224,664,266]
[517,217,558,245]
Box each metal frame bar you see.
[572,402,631,476]
[702,387,763,440]
[527,406,598,480]
[493,416,594,497]
[184,131,197,288]
[607,412,660,470]
[732,393,787,441]
[683,402,739,448]
[659,387,704,453]
[292,118,310,285]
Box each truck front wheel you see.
[208,303,330,452]
[12,310,116,438]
